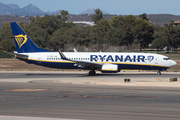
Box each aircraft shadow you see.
[24,73,175,78]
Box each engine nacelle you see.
[101,64,118,73]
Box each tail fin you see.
[10,22,51,53]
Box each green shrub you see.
[0,50,13,58]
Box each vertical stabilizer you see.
[10,22,50,53]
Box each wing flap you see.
[76,61,102,68]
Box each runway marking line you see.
[3,89,47,92]
[91,79,109,82]
[0,115,81,120]
[156,78,163,81]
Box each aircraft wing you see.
[75,60,102,68]
[58,49,102,69]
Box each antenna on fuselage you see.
[73,48,78,52]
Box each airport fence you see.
[64,44,139,52]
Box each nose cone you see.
[170,60,177,67]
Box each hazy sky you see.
[1,0,180,15]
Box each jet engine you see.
[101,64,119,73]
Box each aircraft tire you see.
[89,70,96,76]
[157,71,161,75]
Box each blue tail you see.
[10,22,51,53]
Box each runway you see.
[1,71,180,79]
[0,71,180,87]
[0,71,180,120]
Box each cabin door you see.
[155,56,158,64]
[38,57,42,63]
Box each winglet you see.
[58,49,68,60]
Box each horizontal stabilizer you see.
[5,51,28,58]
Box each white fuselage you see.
[17,52,177,71]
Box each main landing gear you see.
[89,70,96,76]
[157,70,161,75]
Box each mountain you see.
[8,4,19,9]
[0,2,46,16]
[45,10,62,15]
[0,2,19,15]
[52,10,62,15]
[22,4,45,16]
[46,11,52,15]
[0,2,64,16]
[1,2,180,26]
[81,9,108,14]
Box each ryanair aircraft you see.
[9,22,177,75]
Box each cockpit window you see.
[163,58,170,60]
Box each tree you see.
[108,16,124,28]
[152,38,166,50]
[3,22,11,29]
[33,14,64,35]
[28,26,49,48]
[164,21,177,52]
[95,19,110,43]
[18,22,28,33]
[49,28,69,50]
[104,27,127,46]
[66,27,92,46]
[29,16,35,23]
[123,15,136,28]
[0,25,15,51]
[121,15,136,46]
[91,9,102,23]
[0,29,2,50]
[132,18,154,50]
[174,26,180,48]
[139,13,149,21]
[28,13,69,35]
[66,22,75,28]
[60,10,69,21]
[77,27,92,46]
[152,25,166,50]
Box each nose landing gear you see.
[157,70,161,75]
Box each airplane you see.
[9,22,177,75]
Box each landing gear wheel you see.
[157,71,161,75]
[89,70,96,76]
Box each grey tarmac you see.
[0,71,180,120]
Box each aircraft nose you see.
[171,60,177,67]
